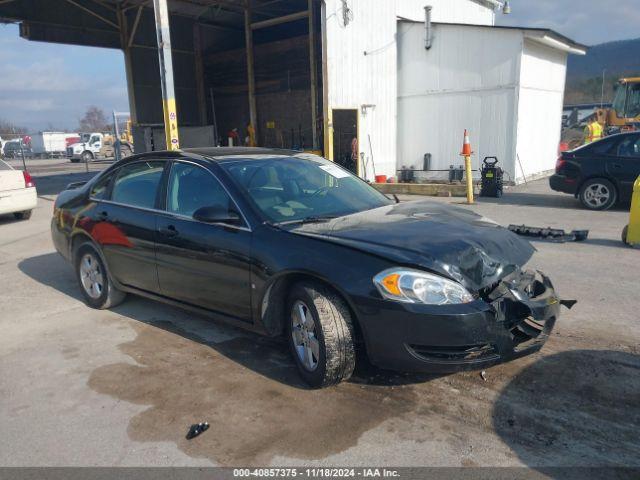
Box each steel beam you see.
[244,2,258,145]
[193,23,207,125]
[153,0,180,150]
[117,5,138,124]
[308,0,317,150]
[251,10,308,30]
[127,5,143,47]
[63,0,119,29]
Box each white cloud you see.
[0,24,128,131]
[497,0,640,45]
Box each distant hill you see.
[565,38,640,104]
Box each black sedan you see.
[550,131,640,210]
[52,148,565,388]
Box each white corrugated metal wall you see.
[515,40,568,182]
[397,23,522,181]
[324,0,495,179]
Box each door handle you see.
[159,225,179,238]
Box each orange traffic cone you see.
[460,129,473,156]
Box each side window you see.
[617,136,640,158]
[111,161,164,209]
[588,138,616,156]
[167,162,232,217]
[90,173,113,200]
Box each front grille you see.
[409,343,499,363]
[66,147,73,157]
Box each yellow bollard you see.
[460,130,474,205]
[624,175,640,247]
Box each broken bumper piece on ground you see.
[508,224,589,243]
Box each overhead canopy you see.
[0,0,311,51]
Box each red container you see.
[375,175,387,184]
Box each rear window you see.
[111,161,164,209]
[579,138,616,156]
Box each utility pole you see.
[600,69,606,109]
[152,0,180,151]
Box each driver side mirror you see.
[193,205,242,226]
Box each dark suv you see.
[2,141,33,159]
[550,132,640,210]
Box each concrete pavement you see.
[0,166,638,468]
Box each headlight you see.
[373,268,474,305]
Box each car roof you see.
[183,147,302,160]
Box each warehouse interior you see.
[0,0,325,152]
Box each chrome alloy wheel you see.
[291,300,320,372]
[584,183,611,209]
[79,253,104,299]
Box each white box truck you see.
[31,132,76,158]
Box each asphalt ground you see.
[1,158,638,470]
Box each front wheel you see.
[75,244,126,309]
[579,178,617,211]
[81,151,94,163]
[287,282,356,388]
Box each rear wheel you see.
[13,210,32,220]
[579,178,617,211]
[75,244,126,309]
[287,282,356,388]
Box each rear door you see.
[155,160,253,321]
[606,134,640,201]
[96,160,166,293]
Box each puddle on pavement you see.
[88,319,422,465]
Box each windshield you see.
[221,155,392,224]
[612,83,640,118]
[612,84,627,117]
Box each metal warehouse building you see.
[0,0,585,183]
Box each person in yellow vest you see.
[584,113,604,144]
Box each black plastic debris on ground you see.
[186,422,209,440]
[508,225,589,243]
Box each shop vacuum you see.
[480,157,504,198]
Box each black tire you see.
[13,210,32,220]
[81,151,94,163]
[622,225,629,245]
[74,243,126,309]
[579,178,617,211]
[287,281,356,388]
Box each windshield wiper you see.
[276,215,339,227]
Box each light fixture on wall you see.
[361,104,376,115]
[502,1,511,14]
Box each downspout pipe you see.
[424,5,432,50]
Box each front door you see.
[607,134,640,201]
[332,109,359,175]
[155,160,253,321]
[97,160,165,293]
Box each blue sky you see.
[496,0,640,46]
[0,23,128,132]
[1,1,639,132]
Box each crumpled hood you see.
[290,200,535,292]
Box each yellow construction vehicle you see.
[597,77,640,134]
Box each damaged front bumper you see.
[360,270,565,374]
